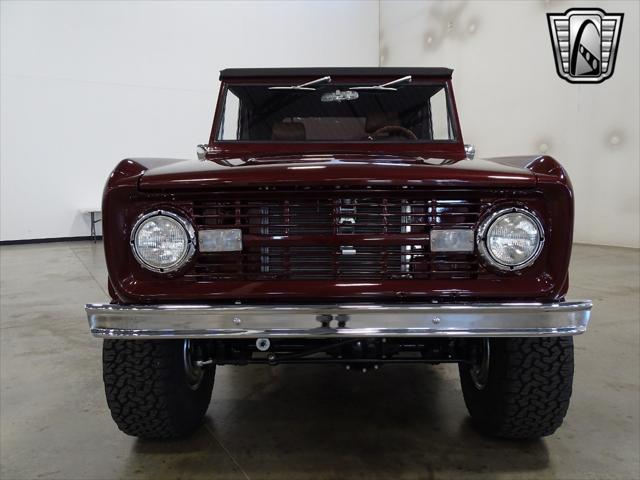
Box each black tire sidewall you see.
[161,340,215,435]
[459,338,511,431]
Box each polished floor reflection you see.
[1,242,638,479]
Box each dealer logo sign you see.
[547,8,624,84]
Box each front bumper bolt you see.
[316,314,332,328]
[336,314,349,328]
[256,338,271,351]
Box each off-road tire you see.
[459,337,574,439]
[103,339,215,439]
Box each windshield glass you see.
[216,82,456,142]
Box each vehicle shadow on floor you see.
[130,363,550,479]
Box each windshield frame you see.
[209,77,463,147]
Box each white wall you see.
[380,0,640,248]
[0,0,379,241]
[2,1,639,248]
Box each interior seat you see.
[271,122,307,141]
[364,112,401,135]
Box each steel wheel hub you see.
[183,339,204,390]
[470,339,491,390]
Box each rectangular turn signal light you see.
[430,229,475,252]
[199,229,243,252]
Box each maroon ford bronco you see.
[86,68,591,439]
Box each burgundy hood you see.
[137,154,545,191]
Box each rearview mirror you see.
[321,90,359,102]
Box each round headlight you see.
[131,211,195,272]
[478,208,544,270]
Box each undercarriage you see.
[193,337,482,370]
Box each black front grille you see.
[185,191,489,281]
[186,246,478,281]
[192,197,481,235]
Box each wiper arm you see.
[268,76,332,91]
[349,75,412,91]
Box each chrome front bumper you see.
[85,301,591,339]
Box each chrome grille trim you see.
[188,191,521,281]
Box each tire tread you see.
[460,337,574,439]
[103,339,213,439]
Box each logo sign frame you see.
[547,8,624,84]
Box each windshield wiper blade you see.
[349,75,412,91]
[269,76,332,91]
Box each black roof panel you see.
[220,67,452,79]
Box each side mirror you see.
[464,144,476,160]
[196,144,208,161]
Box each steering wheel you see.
[369,125,418,141]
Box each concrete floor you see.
[0,242,638,480]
